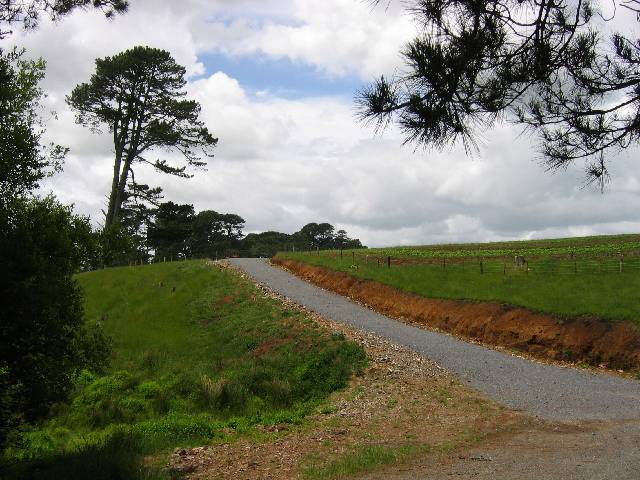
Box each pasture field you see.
[278,234,640,324]
[3,260,365,479]
[365,233,640,260]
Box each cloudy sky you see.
[3,0,640,246]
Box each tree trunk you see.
[109,158,131,227]
[105,119,125,230]
[104,154,123,229]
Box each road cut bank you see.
[272,258,640,372]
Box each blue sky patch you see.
[199,52,366,100]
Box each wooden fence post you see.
[480,259,484,274]
[387,256,391,268]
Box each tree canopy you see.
[67,46,218,229]
[0,49,65,201]
[358,0,640,189]
[0,0,128,38]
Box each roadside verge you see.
[272,258,640,371]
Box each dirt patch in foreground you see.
[272,258,640,371]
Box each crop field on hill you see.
[4,260,366,479]
[278,234,640,324]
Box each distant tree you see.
[358,0,640,189]
[221,213,245,240]
[119,183,162,262]
[240,231,293,257]
[67,46,218,229]
[190,210,225,258]
[190,210,245,258]
[316,223,335,248]
[147,201,195,260]
[334,229,349,248]
[300,222,335,248]
[298,222,319,248]
[0,0,128,39]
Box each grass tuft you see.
[303,444,424,480]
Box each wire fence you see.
[302,249,640,276]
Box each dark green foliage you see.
[0,49,65,201]
[241,231,296,257]
[359,0,640,187]
[147,201,195,260]
[0,197,110,450]
[190,210,245,258]
[297,223,363,251]
[2,431,165,480]
[237,224,364,257]
[0,0,128,39]
[66,46,217,229]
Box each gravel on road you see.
[229,258,640,423]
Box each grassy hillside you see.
[4,260,365,479]
[278,234,640,324]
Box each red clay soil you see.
[272,258,640,370]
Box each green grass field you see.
[278,234,640,324]
[4,260,366,479]
[362,233,640,259]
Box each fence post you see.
[387,256,391,268]
[352,251,355,263]
[620,257,624,273]
[340,249,343,259]
[480,259,484,274]
[443,257,446,270]
[574,261,577,274]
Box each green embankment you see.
[4,260,365,479]
[279,234,640,324]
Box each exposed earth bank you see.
[272,258,640,371]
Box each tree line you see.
[97,196,365,267]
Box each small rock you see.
[470,454,493,462]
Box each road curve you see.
[229,258,640,422]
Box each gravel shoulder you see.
[367,420,640,480]
[229,258,640,423]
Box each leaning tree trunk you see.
[104,158,131,230]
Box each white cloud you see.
[4,0,640,246]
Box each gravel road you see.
[229,258,640,423]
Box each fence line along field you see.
[277,234,640,325]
